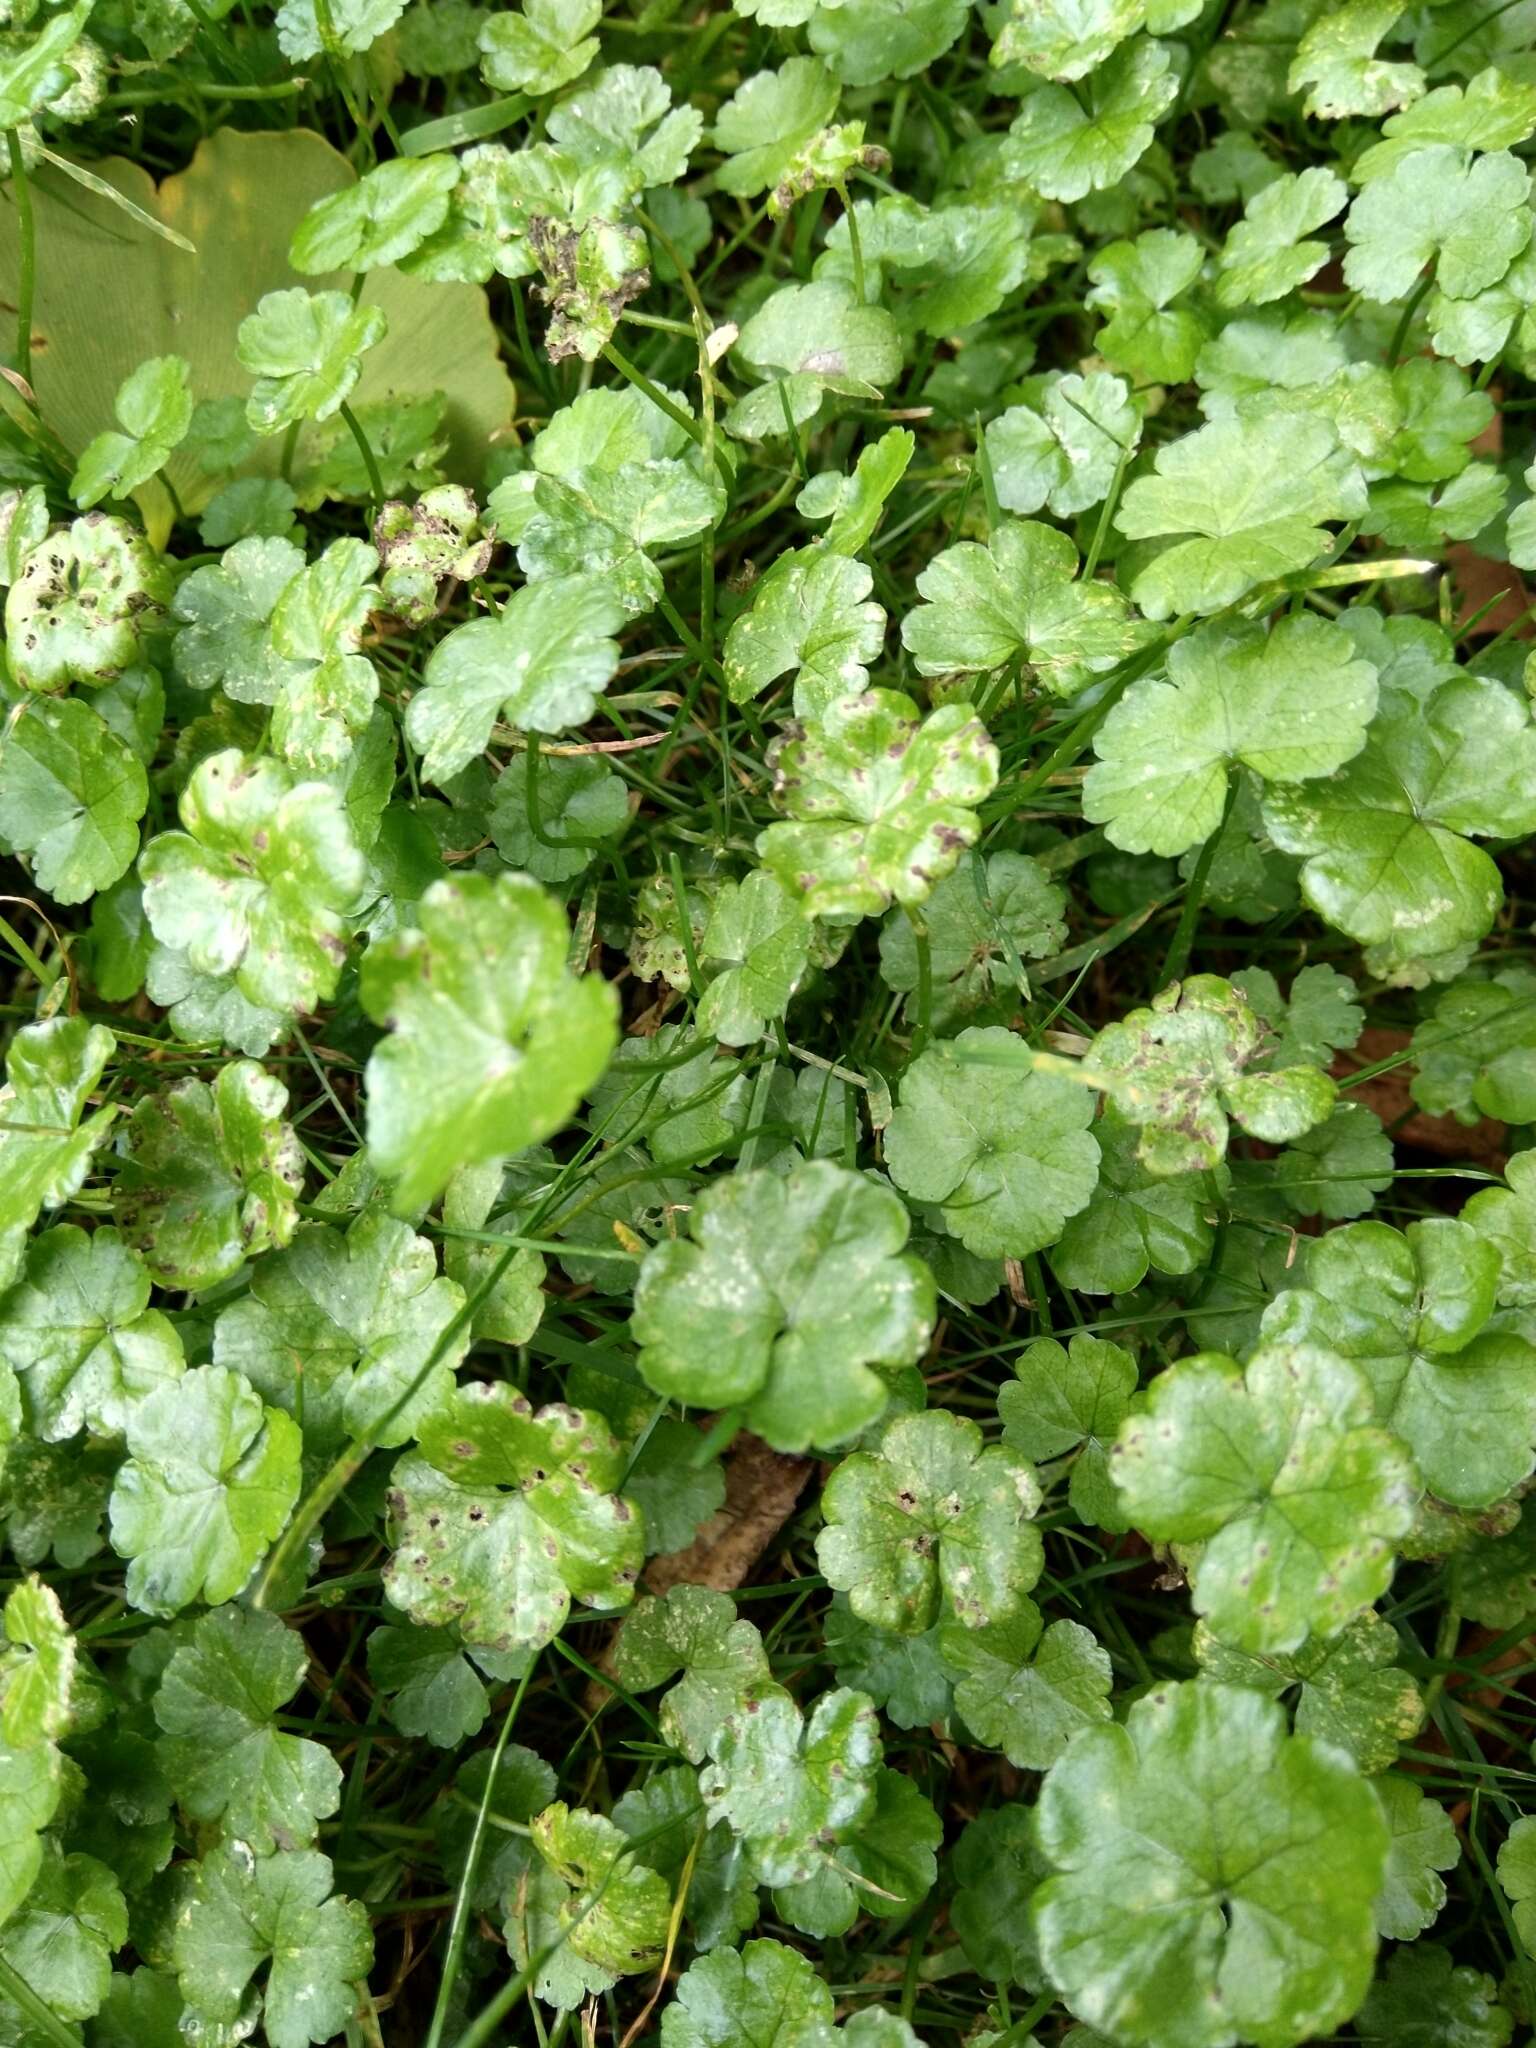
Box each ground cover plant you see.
[9,0,1536,2044]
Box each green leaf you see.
[661,1939,836,2048]
[1215,167,1348,307]
[632,1159,934,1453]
[1084,613,1377,856]
[824,1594,953,1731]
[695,872,812,1047]
[138,749,364,1020]
[6,513,173,694]
[438,1160,545,1348]
[1193,1608,1423,1770]
[615,1586,772,1763]
[1003,38,1177,202]
[1363,464,1508,549]
[0,694,148,907]
[728,281,903,441]
[1355,1944,1514,2048]
[0,1842,126,2023]
[488,749,627,885]
[108,1362,301,1615]
[211,1208,469,1451]
[817,191,1051,338]
[1049,1102,1214,1296]
[713,56,840,199]
[1464,1152,1536,1308]
[700,1684,880,1888]
[1114,412,1364,618]
[1274,1102,1395,1221]
[290,155,460,273]
[817,1410,1043,1634]
[265,536,382,772]
[758,691,999,921]
[479,0,599,91]
[0,1576,74,1749]
[0,1016,117,1292]
[173,1840,372,2048]
[1288,0,1424,118]
[1373,1772,1459,1940]
[999,1334,1137,1529]
[1086,228,1209,383]
[992,0,1146,80]
[171,535,306,704]
[1033,1679,1389,2048]
[1344,146,1531,304]
[365,1624,493,1747]
[902,518,1147,698]
[1112,1342,1418,1653]
[884,1026,1101,1258]
[807,0,968,86]
[1355,63,1536,180]
[723,547,886,716]
[490,385,724,613]
[0,1223,182,1442]
[384,1383,644,1653]
[1264,1216,1536,1508]
[951,1805,1049,1992]
[797,427,914,556]
[985,372,1139,521]
[238,287,389,434]
[153,1607,341,1852]
[406,574,627,785]
[0,1734,61,1928]
[1409,968,1536,1122]
[1263,677,1536,969]
[878,850,1066,1030]
[71,354,193,511]
[943,1608,1114,1768]
[1090,974,1337,1175]
[1499,1816,1536,1959]
[773,1764,939,1937]
[111,1060,304,1290]
[360,871,618,1212]
[589,1027,749,1165]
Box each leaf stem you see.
[0,1957,80,2048]
[7,130,35,392]
[1161,775,1239,984]
[422,1662,538,2048]
[1388,271,1432,366]
[837,182,866,304]
[905,905,932,1057]
[337,399,384,516]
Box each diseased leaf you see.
[111,1061,304,1290]
[384,1383,644,1653]
[817,1410,1043,1634]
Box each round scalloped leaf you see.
[1033,1679,1389,2048]
[1111,1342,1418,1654]
[817,1410,1043,1634]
